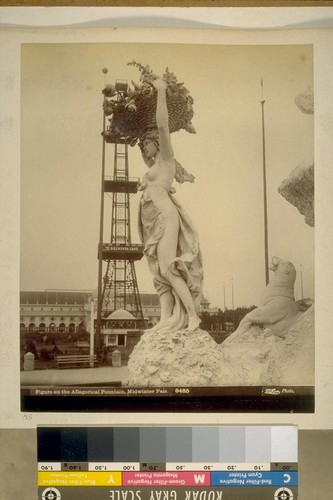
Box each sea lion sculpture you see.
[233,256,300,338]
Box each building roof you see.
[20,290,92,305]
[20,290,159,306]
[106,309,136,320]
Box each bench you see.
[56,354,97,369]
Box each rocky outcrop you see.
[275,304,314,386]
[122,328,225,387]
[217,326,284,386]
[122,305,314,387]
[295,85,314,114]
[219,305,314,386]
[278,163,314,226]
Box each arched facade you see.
[20,290,92,334]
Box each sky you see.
[20,42,314,308]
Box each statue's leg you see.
[159,290,174,322]
[144,290,174,333]
[157,213,200,331]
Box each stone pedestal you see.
[122,307,314,387]
[122,328,224,387]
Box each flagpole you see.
[96,68,108,354]
[223,281,226,311]
[261,79,269,285]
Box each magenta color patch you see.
[123,471,211,486]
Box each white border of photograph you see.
[0,15,332,429]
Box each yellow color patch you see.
[38,471,122,486]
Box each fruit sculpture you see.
[102,61,196,146]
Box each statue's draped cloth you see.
[138,186,203,331]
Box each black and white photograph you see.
[19,41,314,412]
[1,8,333,499]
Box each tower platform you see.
[100,243,144,261]
[104,176,139,193]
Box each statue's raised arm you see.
[152,78,174,163]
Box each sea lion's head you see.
[269,256,296,285]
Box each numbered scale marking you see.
[38,463,295,472]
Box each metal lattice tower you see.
[95,77,145,351]
[100,141,144,321]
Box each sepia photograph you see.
[19,41,314,412]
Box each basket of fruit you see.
[102,61,196,145]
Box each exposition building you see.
[20,289,161,337]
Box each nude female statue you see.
[137,78,203,333]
